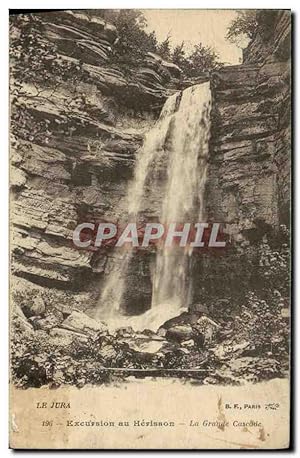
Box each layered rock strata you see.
[10,10,291,317]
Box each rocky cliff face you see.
[10,10,291,316]
[209,10,290,231]
[10,10,182,311]
[243,10,291,64]
[190,11,291,303]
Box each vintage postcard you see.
[9,9,291,449]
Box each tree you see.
[172,41,221,77]
[157,36,172,61]
[86,10,221,77]
[189,44,221,74]
[172,42,186,68]
[101,10,158,66]
[175,43,221,78]
[226,11,258,47]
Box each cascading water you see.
[96,82,211,331]
[95,92,179,322]
[152,83,211,309]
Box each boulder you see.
[197,315,220,328]
[54,304,73,318]
[13,305,33,334]
[181,339,195,348]
[161,311,199,330]
[34,313,61,331]
[212,340,250,360]
[157,327,167,337]
[116,326,134,338]
[30,297,46,316]
[10,166,27,188]
[193,316,220,345]
[50,327,88,345]
[124,338,166,355]
[22,296,46,318]
[98,344,117,361]
[61,311,107,335]
[281,307,290,318]
[166,324,194,343]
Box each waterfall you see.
[95,92,179,322]
[96,82,211,331]
[152,83,211,309]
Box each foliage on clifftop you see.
[226,11,258,46]
[86,9,222,76]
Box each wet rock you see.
[116,326,134,338]
[166,324,194,343]
[157,327,167,337]
[61,311,107,336]
[161,311,199,330]
[124,338,166,355]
